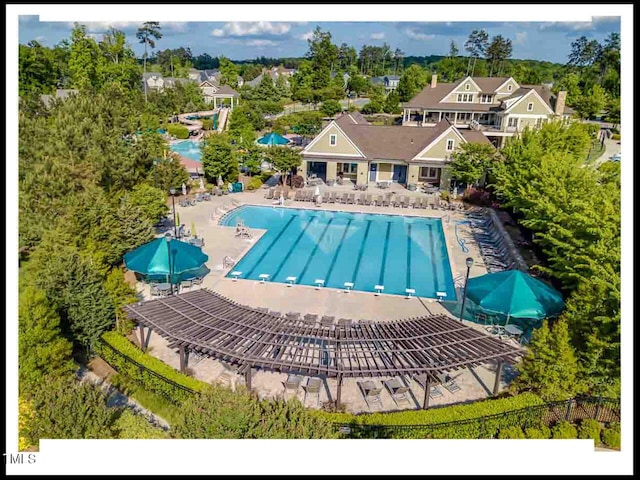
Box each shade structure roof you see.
[123,237,208,280]
[466,270,564,320]
[125,289,522,379]
[257,132,290,146]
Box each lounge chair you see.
[437,373,462,394]
[347,193,355,204]
[327,192,336,203]
[293,190,302,201]
[320,315,335,329]
[364,194,373,206]
[337,318,353,328]
[413,373,445,399]
[303,313,318,326]
[285,311,301,321]
[383,378,413,408]
[381,195,391,207]
[255,307,269,313]
[338,192,348,204]
[373,195,383,206]
[398,196,407,208]
[358,380,384,411]
[269,310,282,317]
[284,374,303,399]
[304,377,322,408]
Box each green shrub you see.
[578,419,602,443]
[361,101,383,115]
[201,118,213,130]
[440,190,450,201]
[114,410,168,439]
[551,421,578,439]
[601,422,621,448]
[95,331,207,403]
[525,425,551,439]
[315,392,544,439]
[167,124,190,139]
[611,133,620,140]
[260,170,274,183]
[245,177,263,190]
[498,426,526,439]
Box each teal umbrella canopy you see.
[465,270,564,320]
[257,132,290,146]
[124,237,208,283]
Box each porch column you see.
[422,110,426,126]
[454,112,458,125]
[245,367,253,391]
[213,97,217,109]
[493,360,503,396]
[438,111,442,122]
[422,375,432,409]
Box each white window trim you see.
[329,134,337,146]
[446,139,455,151]
[419,167,439,179]
[527,102,534,112]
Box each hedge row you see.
[166,124,190,140]
[245,177,263,190]
[96,331,207,402]
[498,420,620,447]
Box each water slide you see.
[175,109,222,134]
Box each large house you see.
[301,111,490,188]
[142,72,190,94]
[199,80,239,108]
[370,75,400,93]
[245,66,296,88]
[402,75,569,147]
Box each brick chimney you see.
[431,74,437,88]
[555,90,567,116]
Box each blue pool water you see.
[170,140,202,162]
[220,206,457,299]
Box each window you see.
[329,134,337,146]
[465,83,470,90]
[457,93,474,103]
[446,139,455,151]
[419,167,439,179]
[535,117,543,129]
[338,163,358,174]
[507,117,518,128]
[527,102,534,112]
[480,94,493,103]
[507,84,513,91]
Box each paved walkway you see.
[593,136,620,167]
[135,185,522,413]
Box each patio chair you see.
[320,315,335,329]
[304,377,322,408]
[150,285,161,297]
[413,373,445,399]
[180,279,193,291]
[437,373,462,394]
[383,378,413,408]
[191,277,203,288]
[265,188,275,200]
[284,374,303,399]
[358,380,384,411]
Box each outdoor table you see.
[156,283,172,295]
[190,238,204,247]
[504,324,524,341]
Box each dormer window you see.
[527,102,534,112]
[329,134,337,146]
[446,139,455,151]
[457,93,474,103]
[480,94,493,103]
[507,84,513,92]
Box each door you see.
[369,163,377,182]
[393,165,407,184]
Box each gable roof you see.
[459,129,492,145]
[501,87,554,113]
[471,77,512,92]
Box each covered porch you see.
[402,109,500,129]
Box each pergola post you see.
[139,325,146,352]
[245,367,252,391]
[179,345,187,374]
[336,374,343,407]
[213,96,217,109]
[422,375,432,409]
[493,360,503,396]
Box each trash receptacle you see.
[232,182,244,192]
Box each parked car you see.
[610,152,621,162]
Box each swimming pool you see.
[220,206,457,299]
[170,140,202,162]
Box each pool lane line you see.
[350,220,372,288]
[269,216,318,281]
[324,219,353,286]
[242,214,298,279]
[296,218,336,282]
[378,221,393,285]
[406,223,412,291]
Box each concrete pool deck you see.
[133,184,521,413]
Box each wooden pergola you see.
[125,289,523,408]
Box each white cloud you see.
[245,39,277,47]
[405,28,435,41]
[211,21,291,38]
[67,21,140,31]
[298,31,314,41]
[165,22,188,33]
[514,31,527,45]
[370,32,385,40]
[35,35,46,42]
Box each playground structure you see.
[174,108,229,137]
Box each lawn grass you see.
[129,387,182,426]
[585,141,606,164]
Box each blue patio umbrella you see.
[465,270,564,325]
[257,132,290,146]
[123,237,209,284]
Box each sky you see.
[18,16,621,64]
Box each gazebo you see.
[125,289,523,409]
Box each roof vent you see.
[411,138,414,144]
